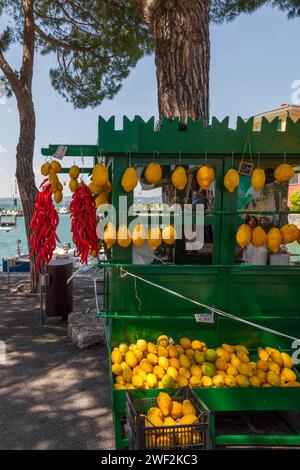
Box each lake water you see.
[0,215,73,270]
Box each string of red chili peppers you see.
[70,182,99,264]
[29,179,60,273]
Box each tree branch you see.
[35,24,99,53]
[0,51,21,96]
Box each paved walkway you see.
[0,274,114,450]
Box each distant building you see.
[249,104,300,202]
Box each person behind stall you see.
[259,216,271,233]
[278,197,290,227]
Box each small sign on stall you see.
[195,312,214,323]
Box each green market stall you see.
[42,115,300,449]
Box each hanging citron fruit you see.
[275,164,294,183]
[54,191,63,204]
[121,167,138,192]
[267,228,282,253]
[197,166,215,190]
[148,227,162,250]
[224,168,239,192]
[251,168,265,191]
[145,162,162,184]
[50,160,62,173]
[132,223,147,248]
[69,179,78,193]
[41,162,51,176]
[171,166,187,190]
[162,225,176,245]
[236,224,251,249]
[104,222,116,249]
[89,181,101,195]
[92,163,109,186]
[117,225,132,248]
[69,165,80,180]
[280,224,299,244]
[251,226,267,247]
[104,181,112,193]
[95,191,108,208]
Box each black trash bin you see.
[45,259,73,319]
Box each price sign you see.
[195,313,214,324]
[53,145,68,160]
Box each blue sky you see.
[0,4,300,197]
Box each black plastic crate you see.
[126,387,211,450]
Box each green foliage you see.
[290,189,300,212]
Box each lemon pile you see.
[141,392,201,448]
[40,160,63,204]
[236,223,300,253]
[111,335,299,390]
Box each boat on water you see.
[0,226,12,232]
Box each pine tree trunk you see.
[16,94,38,290]
[145,0,210,123]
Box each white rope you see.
[120,268,300,342]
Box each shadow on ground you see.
[0,274,114,450]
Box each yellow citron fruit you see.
[148,227,162,251]
[281,352,293,369]
[171,166,187,190]
[216,347,231,362]
[133,349,143,362]
[116,375,126,385]
[197,166,215,190]
[190,376,202,387]
[215,358,228,372]
[92,163,108,186]
[157,346,168,357]
[224,168,240,193]
[265,347,276,355]
[258,347,269,362]
[153,365,165,379]
[268,361,281,375]
[104,222,116,249]
[146,373,158,388]
[133,367,147,381]
[157,392,172,417]
[236,224,251,249]
[164,416,176,427]
[121,167,138,192]
[177,376,189,387]
[89,181,101,195]
[167,366,178,381]
[201,376,213,387]
[69,165,80,180]
[230,354,241,368]
[168,345,179,358]
[179,354,191,369]
[162,225,177,245]
[250,376,261,387]
[50,160,61,173]
[162,374,175,388]
[148,342,157,354]
[171,401,183,419]
[114,384,127,390]
[267,228,282,253]
[123,368,133,383]
[180,338,191,349]
[132,223,147,248]
[111,347,122,364]
[53,191,63,204]
[140,359,153,374]
[251,168,265,191]
[191,340,202,351]
[275,163,294,183]
[280,224,299,244]
[224,375,237,387]
[270,350,283,367]
[267,371,280,386]
[95,191,108,208]
[169,358,180,370]
[117,225,131,248]
[158,356,169,371]
[222,344,235,354]
[69,178,78,193]
[147,353,158,365]
[282,368,297,383]
[112,364,123,375]
[236,345,249,354]
[255,370,267,384]
[190,365,203,378]
[256,360,268,372]
[125,351,138,369]
[179,368,191,380]
[213,375,225,387]
[147,407,164,421]
[236,375,250,387]
[217,370,227,378]
[41,162,51,176]
[236,350,250,364]
[227,365,238,377]
[145,162,162,184]
[182,400,196,416]
[237,363,253,378]
[146,414,164,427]
[157,335,169,348]
[251,226,267,247]
[131,374,144,389]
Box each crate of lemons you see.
[127,390,209,449]
[111,335,300,390]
